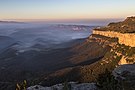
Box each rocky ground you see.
[27,82,97,90]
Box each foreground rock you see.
[27,82,97,90]
[113,64,135,90]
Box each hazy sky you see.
[0,0,135,21]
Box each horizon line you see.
[1,18,124,22]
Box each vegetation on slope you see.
[39,33,135,90]
[95,16,135,33]
[39,35,121,86]
[97,69,122,90]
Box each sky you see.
[0,0,135,21]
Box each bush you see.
[96,69,122,90]
[63,81,71,90]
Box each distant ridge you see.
[0,20,24,24]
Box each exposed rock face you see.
[119,55,135,65]
[113,64,135,90]
[113,64,135,78]
[27,82,97,90]
[93,30,135,47]
[92,17,135,65]
[118,56,128,65]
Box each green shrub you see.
[63,81,71,90]
[96,69,122,90]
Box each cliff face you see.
[113,64,135,90]
[92,17,135,65]
[93,30,135,47]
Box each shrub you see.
[63,81,71,90]
[96,69,122,90]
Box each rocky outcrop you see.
[92,17,135,65]
[93,30,135,47]
[119,55,135,65]
[27,82,97,90]
[118,56,128,65]
[88,32,135,66]
[113,64,135,90]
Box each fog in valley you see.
[0,23,94,53]
[0,22,96,74]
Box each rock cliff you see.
[92,16,135,47]
[93,30,135,47]
[92,16,135,65]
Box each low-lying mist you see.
[0,23,95,52]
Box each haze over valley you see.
[0,22,97,89]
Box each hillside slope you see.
[34,17,135,90]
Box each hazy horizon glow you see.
[0,0,135,21]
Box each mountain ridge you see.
[0,20,24,24]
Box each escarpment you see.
[93,30,135,47]
[93,16,135,47]
[27,17,135,90]
[92,16,135,65]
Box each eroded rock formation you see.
[93,30,135,47]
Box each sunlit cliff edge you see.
[91,16,135,65]
[93,16,135,47]
[93,30,135,47]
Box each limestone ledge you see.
[92,30,135,47]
